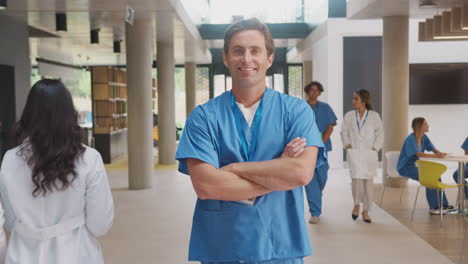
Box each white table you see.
[421,155,468,214]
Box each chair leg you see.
[460,227,468,264]
[380,185,386,206]
[438,190,443,227]
[399,179,405,204]
[411,186,421,221]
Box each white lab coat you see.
[340,109,384,179]
[0,202,6,263]
[0,145,114,264]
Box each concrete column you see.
[185,62,197,117]
[382,16,409,187]
[125,13,154,189]
[303,61,313,99]
[0,13,31,120]
[156,12,177,165]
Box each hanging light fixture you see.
[463,3,468,30]
[442,11,451,35]
[0,0,7,10]
[451,7,463,32]
[56,13,67,31]
[425,18,434,40]
[418,22,426,41]
[433,15,443,37]
[418,4,468,41]
[90,29,100,44]
[113,40,122,53]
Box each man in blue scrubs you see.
[303,81,337,224]
[453,138,468,198]
[176,18,325,264]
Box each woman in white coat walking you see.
[341,89,383,223]
[0,79,114,264]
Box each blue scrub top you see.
[176,88,325,262]
[397,133,435,174]
[462,138,468,151]
[309,101,337,152]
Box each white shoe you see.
[309,216,320,224]
[429,208,448,215]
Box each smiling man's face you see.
[223,29,274,89]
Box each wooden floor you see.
[373,171,468,264]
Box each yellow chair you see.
[411,160,463,226]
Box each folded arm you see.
[222,146,317,191]
[187,137,311,200]
[187,158,271,201]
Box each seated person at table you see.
[453,137,468,198]
[397,117,453,214]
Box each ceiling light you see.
[419,0,436,8]
[434,35,468,39]
[56,13,67,31]
[91,29,99,44]
[113,40,121,53]
[0,0,7,10]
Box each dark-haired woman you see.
[0,79,114,264]
[397,117,452,214]
[341,90,383,223]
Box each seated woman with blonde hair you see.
[397,117,453,214]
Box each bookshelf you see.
[91,66,128,163]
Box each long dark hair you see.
[355,89,372,110]
[15,79,85,197]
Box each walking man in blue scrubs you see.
[176,18,325,264]
[303,81,337,224]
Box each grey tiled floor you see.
[98,168,455,264]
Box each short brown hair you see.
[355,89,372,110]
[411,117,426,132]
[223,18,275,57]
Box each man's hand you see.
[281,137,307,158]
[436,152,447,158]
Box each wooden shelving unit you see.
[92,67,128,134]
[152,78,157,113]
[91,66,128,163]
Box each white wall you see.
[299,17,468,168]
[0,13,31,120]
[409,105,468,156]
[302,18,382,168]
[408,19,468,165]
